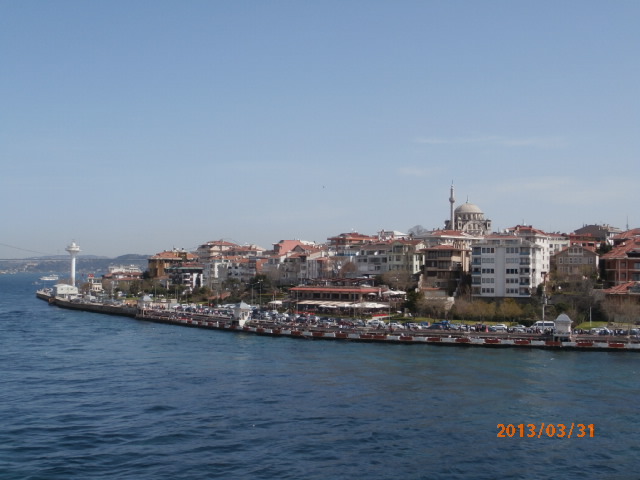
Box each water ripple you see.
[0,275,637,479]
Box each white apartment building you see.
[548,233,571,256]
[202,257,232,289]
[471,235,546,298]
[504,225,553,275]
[218,257,254,284]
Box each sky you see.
[1,1,638,259]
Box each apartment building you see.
[601,234,640,287]
[354,239,425,276]
[422,244,470,294]
[165,262,204,290]
[147,248,197,278]
[553,245,598,277]
[504,225,552,276]
[471,235,546,298]
[195,240,238,262]
[261,240,324,285]
[574,224,622,245]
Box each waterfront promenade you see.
[137,308,640,351]
[37,290,640,352]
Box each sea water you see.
[1,274,638,479]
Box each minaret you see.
[65,241,81,286]
[449,183,455,230]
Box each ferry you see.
[39,274,59,281]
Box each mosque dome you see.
[455,202,483,214]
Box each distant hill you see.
[0,254,150,276]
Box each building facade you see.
[553,245,599,277]
[601,235,640,287]
[471,235,545,298]
[421,244,470,294]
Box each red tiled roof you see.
[612,229,640,241]
[150,250,197,260]
[601,238,640,259]
[290,286,381,294]
[603,281,640,295]
[505,225,551,236]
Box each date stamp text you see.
[497,423,595,438]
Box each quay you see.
[135,309,640,351]
[37,290,137,317]
[36,289,640,352]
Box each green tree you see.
[496,298,524,323]
[128,280,142,296]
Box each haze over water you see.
[1,274,638,479]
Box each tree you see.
[450,298,495,323]
[381,270,414,292]
[408,225,427,236]
[128,280,142,296]
[496,298,524,323]
[474,301,496,322]
[601,296,640,333]
[339,259,358,277]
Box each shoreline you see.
[37,291,640,352]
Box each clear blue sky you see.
[2,1,638,258]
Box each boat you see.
[39,274,59,281]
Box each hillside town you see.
[72,186,639,326]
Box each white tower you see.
[65,241,81,286]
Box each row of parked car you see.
[583,327,640,336]
[248,311,638,337]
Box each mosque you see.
[443,184,492,236]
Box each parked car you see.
[490,324,508,332]
[367,319,387,328]
[426,324,445,330]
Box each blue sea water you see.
[1,274,638,479]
